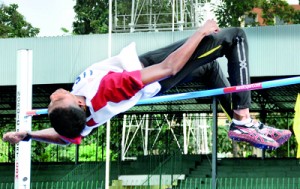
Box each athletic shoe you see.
[228,120,279,150]
[257,122,292,145]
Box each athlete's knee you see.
[229,27,247,38]
[227,28,248,48]
[234,28,248,44]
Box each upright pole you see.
[183,113,187,154]
[108,0,112,58]
[105,120,111,189]
[15,49,32,189]
[144,114,149,155]
[212,97,218,189]
[178,0,184,31]
[172,0,175,32]
[130,0,135,32]
[149,0,152,30]
[121,115,126,160]
[105,1,113,188]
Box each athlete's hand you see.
[3,131,27,144]
[198,19,220,36]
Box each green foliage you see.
[73,0,109,34]
[0,133,14,162]
[246,12,260,27]
[0,118,18,162]
[214,0,260,27]
[0,3,39,38]
[217,126,232,153]
[214,0,299,27]
[261,0,295,25]
[294,10,300,24]
[61,27,70,34]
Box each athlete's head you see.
[48,88,86,138]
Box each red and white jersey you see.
[68,43,161,143]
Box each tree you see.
[214,0,297,27]
[261,0,295,25]
[0,3,39,38]
[294,10,300,24]
[214,0,260,27]
[73,0,109,34]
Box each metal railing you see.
[2,177,300,189]
[0,180,104,189]
[175,177,300,189]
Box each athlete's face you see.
[48,88,79,113]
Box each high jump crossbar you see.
[26,76,300,116]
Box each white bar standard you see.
[15,49,33,189]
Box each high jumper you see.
[3,19,291,150]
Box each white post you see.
[178,0,184,31]
[144,114,149,156]
[105,1,113,188]
[105,120,111,189]
[183,113,188,154]
[172,0,175,32]
[121,115,127,160]
[129,0,135,32]
[15,49,32,189]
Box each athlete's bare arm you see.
[3,128,69,145]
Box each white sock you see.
[232,118,252,125]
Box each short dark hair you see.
[49,106,86,139]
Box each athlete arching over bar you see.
[3,20,291,150]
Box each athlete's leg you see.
[158,27,251,111]
[139,39,185,68]
[139,27,250,110]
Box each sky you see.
[0,0,76,37]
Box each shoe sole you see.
[275,133,292,145]
[228,132,279,150]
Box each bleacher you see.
[1,155,300,189]
[176,156,300,189]
[186,157,300,178]
[1,163,77,182]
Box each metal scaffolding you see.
[121,113,211,161]
[113,0,221,33]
